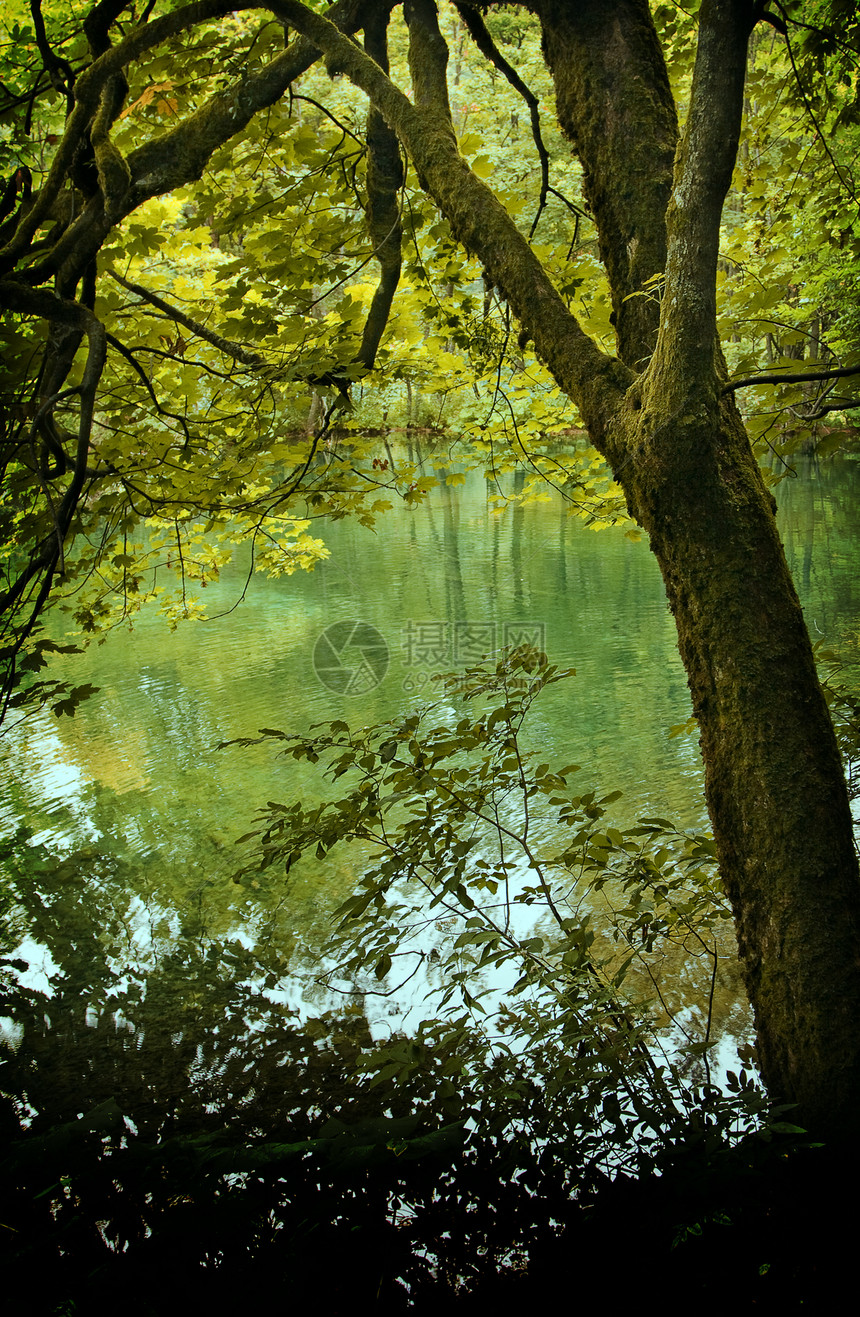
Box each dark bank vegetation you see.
[3,648,860,1310]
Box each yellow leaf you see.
[119,81,176,119]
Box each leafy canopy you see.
[0,0,858,725]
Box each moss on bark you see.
[621,381,860,1137]
[532,0,677,368]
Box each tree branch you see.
[454,3,587,241]
[0,1,245,274]
[29,0,76,109]
[653,0,752,400]
[0,165,32,228]
[123,4,364,206]
[778,4,860,210]
[791,399,860,421]
[106,270,265,367]
[80,3,133,230]
[275,0,631,454]
[16,0,365,289]
[356,3,404,372]
[404,0,454,122]
[723,363,860,393]
[84,0,134,58]
[105,332,197,445]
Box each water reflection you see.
[777,454,860,640]
[2,452,859,1087]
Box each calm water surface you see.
[2,452,859,1056]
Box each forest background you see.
[1,0,860,1310]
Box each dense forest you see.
[1,1,860,1310]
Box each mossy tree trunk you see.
[280,0,860,1139]
[541,0,860,1138]
[628,384,860,1139]
[536,0,677,369]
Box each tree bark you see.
[533,0,677,369]
[564,0,860,1138]
[627,388,860,1139]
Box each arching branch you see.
[723,363,860,393]
[454,2,587,240]
[106,270,265,367]
[0,1,244,274]
[14,0,366,290]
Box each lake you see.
[1,449,859,1101]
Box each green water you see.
[1,452,859,1058]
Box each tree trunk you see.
[528,0,860,1137]
[624,386,860,1138]
[535,0,677,369]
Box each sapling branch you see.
[29,0,76,109]
[453,2,587,240]
[724,363,860,393]
[106,271,264,367]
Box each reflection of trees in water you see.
[0,866,625,1314]
[1,823,392,1146]
[1,922,364,1141]
[511,467,526,613]
[0,924,483,1311]
[776,456,860,636]
[556,501,568,594]
[438,476,467,623]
